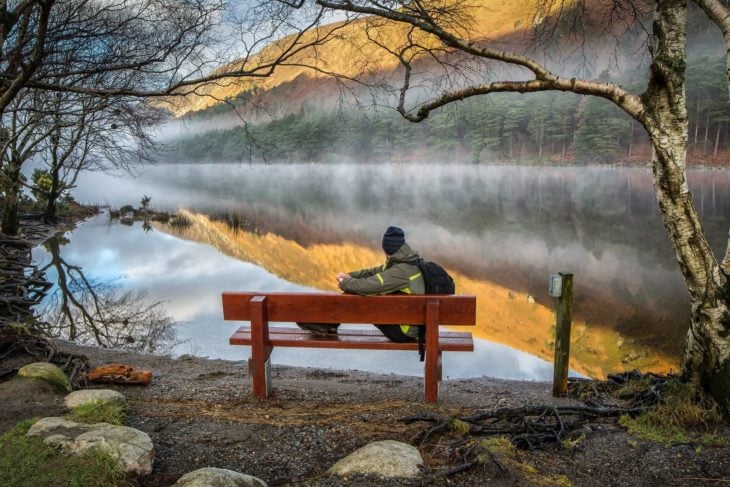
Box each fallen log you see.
[87,364,152,385]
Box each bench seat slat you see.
[229,325,473,351]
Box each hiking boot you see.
[296,322,340,336]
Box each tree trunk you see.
[43,165,62,224]
[43,194,58,225]
[644,0,729,413]
[714,123,721,157]
[1,160,21,236]
[694,98,700,144]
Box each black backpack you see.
[413,258,455,361]
[416,258,455,295]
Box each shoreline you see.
[4,340,729,486]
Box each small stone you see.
[17,362,72,393]
[65,389,127,409]
[173,467,268,486]
[329,440,423,478]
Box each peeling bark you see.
[643,0,729,413]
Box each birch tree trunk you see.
[643,0,729,412]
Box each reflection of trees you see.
[37,236,176,353]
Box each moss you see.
[447,418,472,435]
[8,322,30,334]
[64,400,128,426]
[561,433,585,451]
[17,362,72,393]
[475,437,574,486]
[0,419,129,487]
[477,436,513,456]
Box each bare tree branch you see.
[692,0,730,98]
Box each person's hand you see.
[337,272,350,283]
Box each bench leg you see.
[424,300,440,403]
[250,296,273,398]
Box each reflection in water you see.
[32,214,558,380]
[70,164,730,361]
[36,234,176,353]
[158,210,676,379]
[69,164,730,374]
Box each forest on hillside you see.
[163,52,730,166]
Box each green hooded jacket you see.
[338,243,425,340]
[339,243,425,296]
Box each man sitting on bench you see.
[297,225,425,342]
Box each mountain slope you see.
[167,0,580,117]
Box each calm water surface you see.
[34,163,730,378]
[32,214,554,379]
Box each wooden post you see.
[552,273,573,397]
[424,300,441,403]
[249,296,272,398]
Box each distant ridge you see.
[165,0,584,118]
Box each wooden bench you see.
[222,291,477,402]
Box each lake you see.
[33,163,730,380]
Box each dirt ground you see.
[2,342,729,487]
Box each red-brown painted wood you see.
[229,325,474,351]
[424,300,440,403]
[222,292,476,326]
[249,296,271,398]
[222,291,477,402]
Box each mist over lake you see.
[49,162,725,377]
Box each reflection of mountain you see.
[144,164,730,358]
[157,210,678,379]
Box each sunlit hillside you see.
[166,0,580,117]
[157,210,678,379]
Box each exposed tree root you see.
[404,371,680,476]
[0,225,90,387]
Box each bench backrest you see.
[222,292,476,326]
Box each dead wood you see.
[404,371,679,476]
[87,364,152,385]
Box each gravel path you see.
[3,342,729,486]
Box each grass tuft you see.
[0,419,129,486]
[619,380,727,445]
[64,400,128,426]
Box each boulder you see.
[17,362,72,393]
[173,467,268,487]
[65,389,127,409]
[27,417,154,476]
[328,440,423,478]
